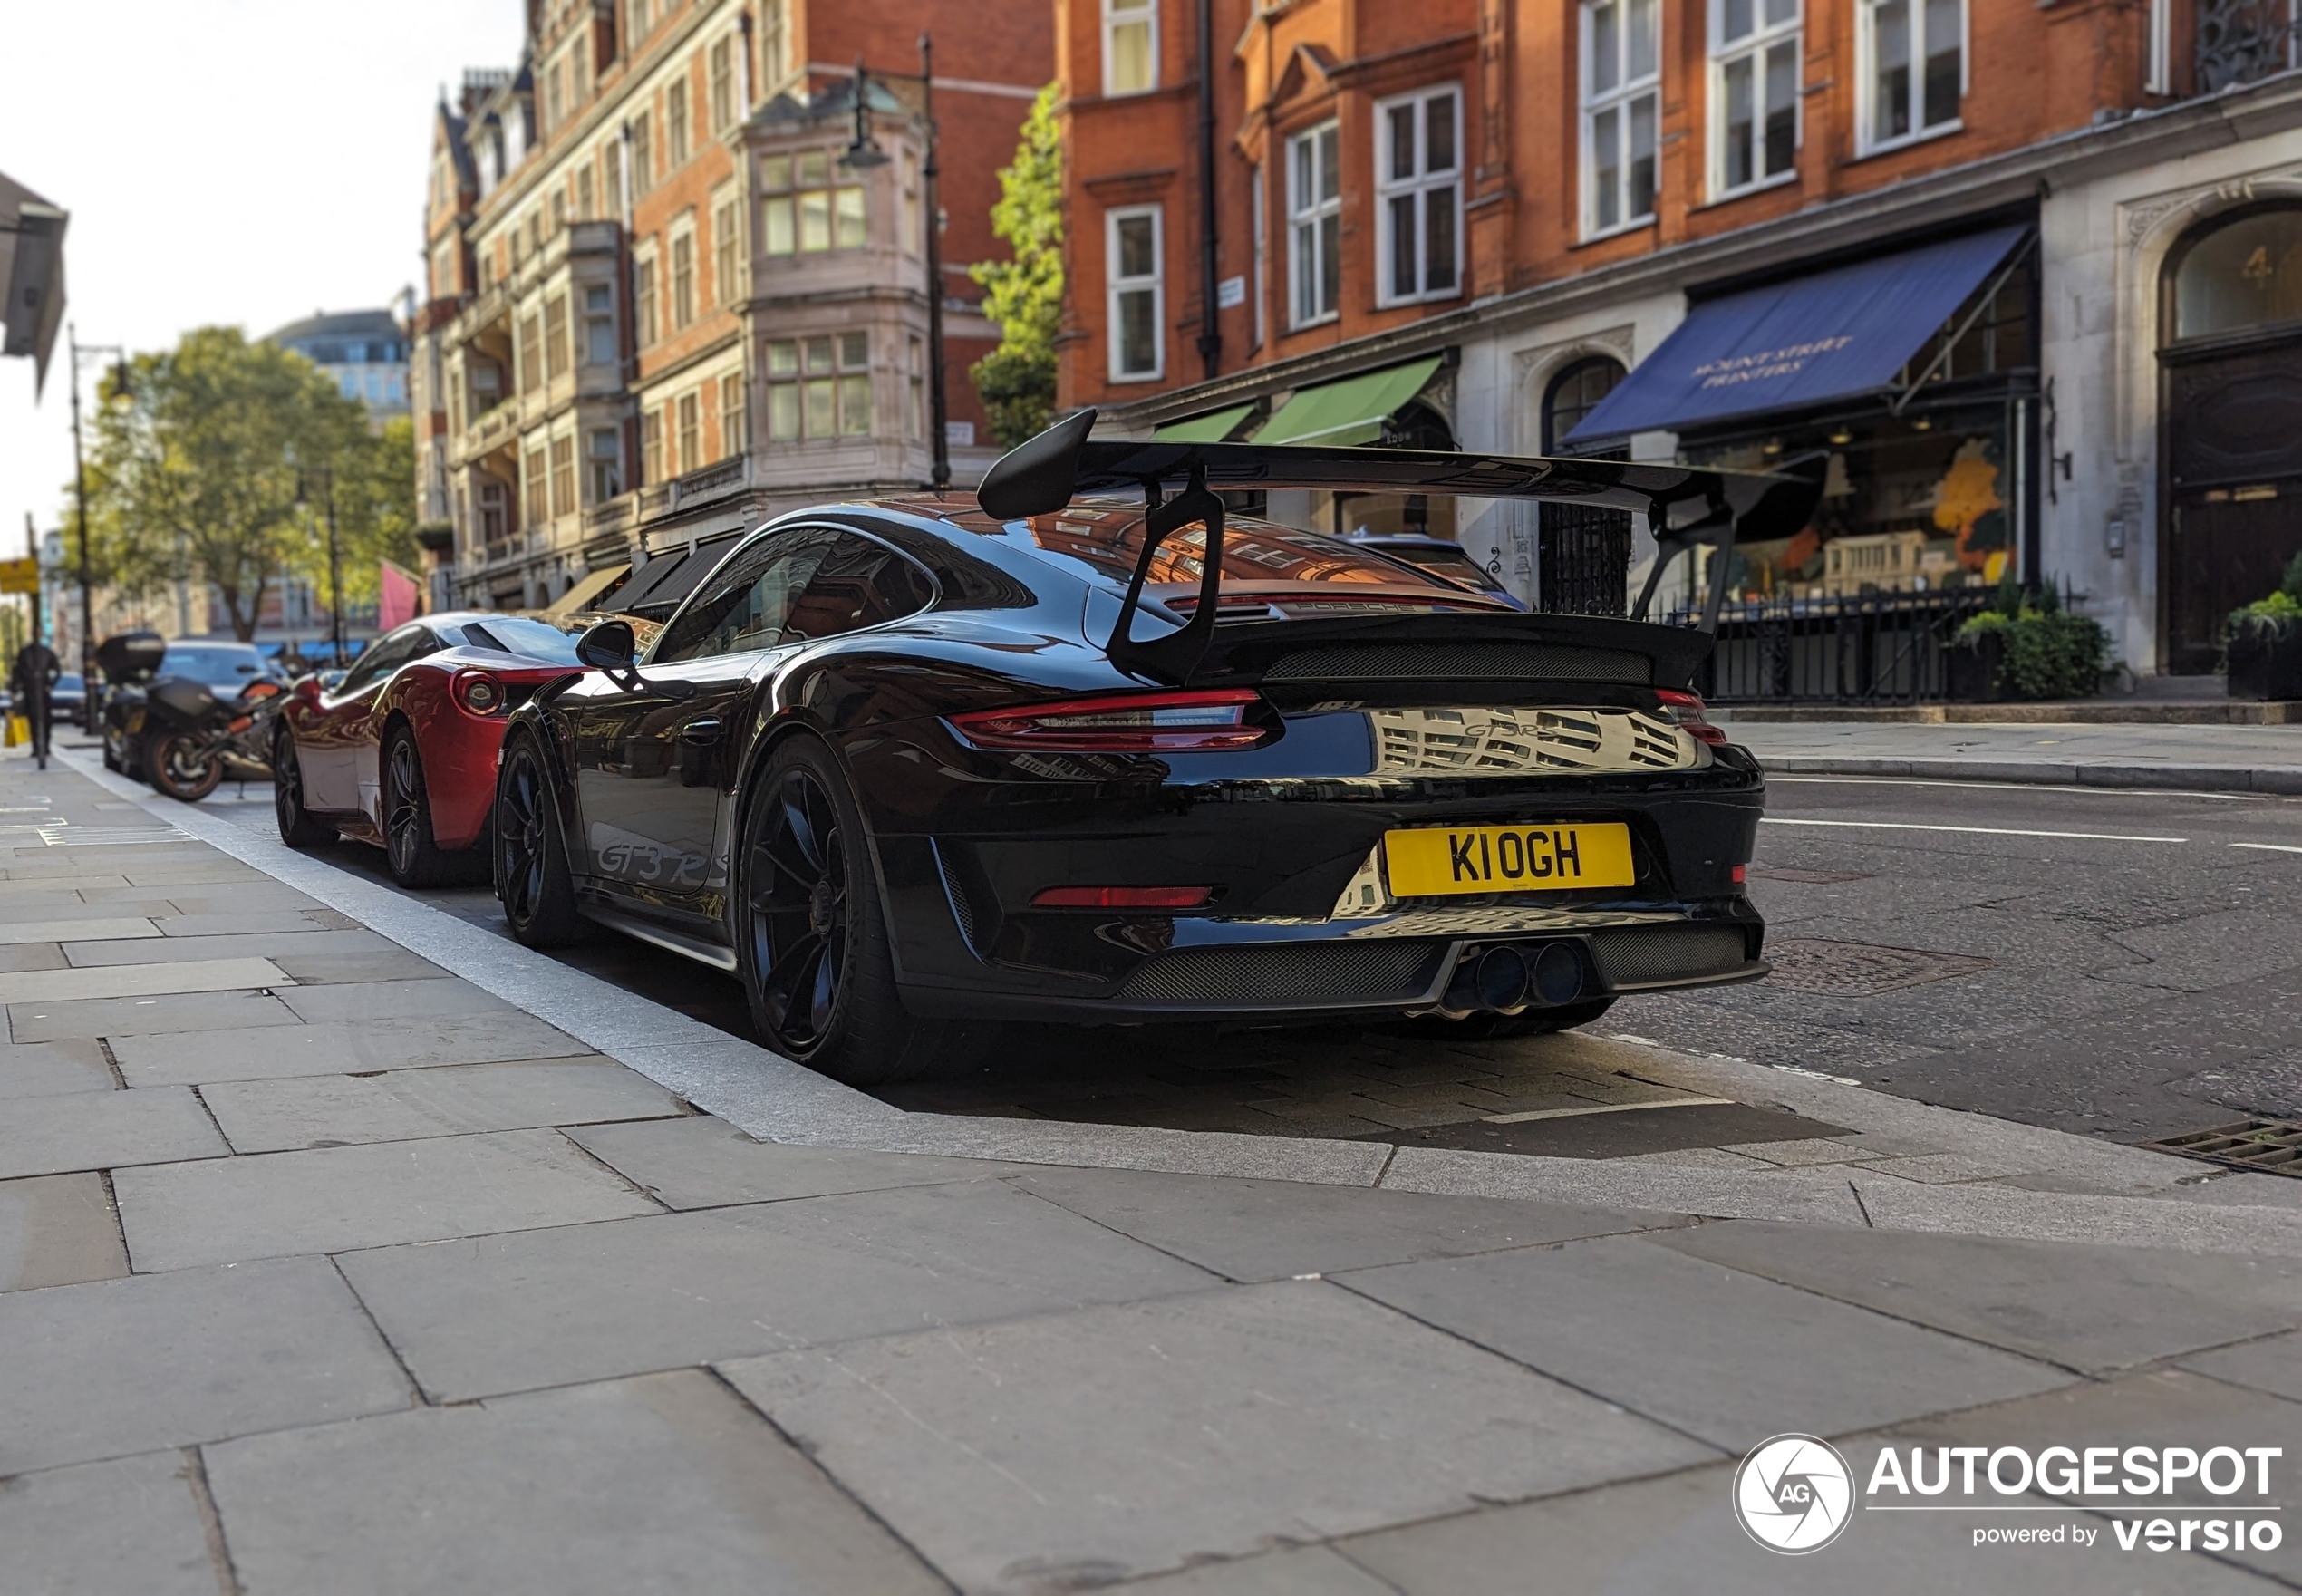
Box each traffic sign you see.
[0,558,39,595]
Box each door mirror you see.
[576,619,637,671]
[573,616,694,699]
[315,670,348,693]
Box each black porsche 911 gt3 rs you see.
[493,414,1818,1083]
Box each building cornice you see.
[1098,69,2302,430]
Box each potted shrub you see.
[1950,579,2107,702]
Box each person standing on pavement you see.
[10,638,60,770]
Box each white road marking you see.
[1767,776,2265,801]
[2230,842,2302,855]
[1759,817,2188,844]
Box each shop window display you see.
[1681,255,2034,604]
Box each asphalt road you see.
[172,763,2302,1148]
[1620,775,2302,1143]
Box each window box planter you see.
[1946,631,2006,702]
[2228,623,2302,701]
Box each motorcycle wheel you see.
[145,731,224,802]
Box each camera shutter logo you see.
[1734,1434,1855,1553]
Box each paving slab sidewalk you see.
[5,745,2302,1594]
[1722,717,2302,793]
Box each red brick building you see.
[416,0,1051,610]
[1055,0,2302,676]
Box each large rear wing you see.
[977,409,1821,682]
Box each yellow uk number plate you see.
[1382,822,1634,897]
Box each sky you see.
[0,0,527,559]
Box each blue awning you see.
[1565,226,2030,444]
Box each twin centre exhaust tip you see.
[1445,940,1588,1018]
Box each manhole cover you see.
[2141,1118,2302,1178]
[1747,866,1872,885]
[1765,939,1992,996]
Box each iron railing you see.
[1666,589,1996,706]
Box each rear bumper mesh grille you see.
[1117,941,1447,1007]
[1588,924,1752,988]
[1263,643,1652,685]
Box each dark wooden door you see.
[2162,334,2302,672]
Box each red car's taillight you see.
[453,670,508,716]
[948,689,1272,752]
[1655,688,1727,747]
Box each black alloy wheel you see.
[747,759,849,1053]
[494,734,585,946]
[273,730,335,848]
[736,736,984,1085]
[382,725,450,887]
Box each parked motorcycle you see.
[136,673,285,801]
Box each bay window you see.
[766,333,871,441]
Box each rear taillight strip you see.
[948,689,1272,752]
[1655,689,1727,747]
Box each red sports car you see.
[272,612,588,885]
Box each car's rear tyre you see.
[494,733,587,946]
[272,730,335,849]
[382,724,450,887]
[735,735,989,1086]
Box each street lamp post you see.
[66,327,127,730]
[295,468,348,667]
[841,36,949,492]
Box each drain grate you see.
[1746,866,1872,885]
[2141,1118,2302,1178]
[1765,938,1992,996]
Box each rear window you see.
[162,646,268,685]
[1015,503,1467,593]
[1370,542,1509,595]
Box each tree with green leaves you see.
[969,83,1064,449]
[79,326,410,641]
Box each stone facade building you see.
[416,0,1051,612]
[1055,0,2302,679]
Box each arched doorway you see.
[1540,356,1632,614]
[2159,205,2302,673]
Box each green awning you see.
[1151,402,1257,443]
[1250,356,1443,448]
